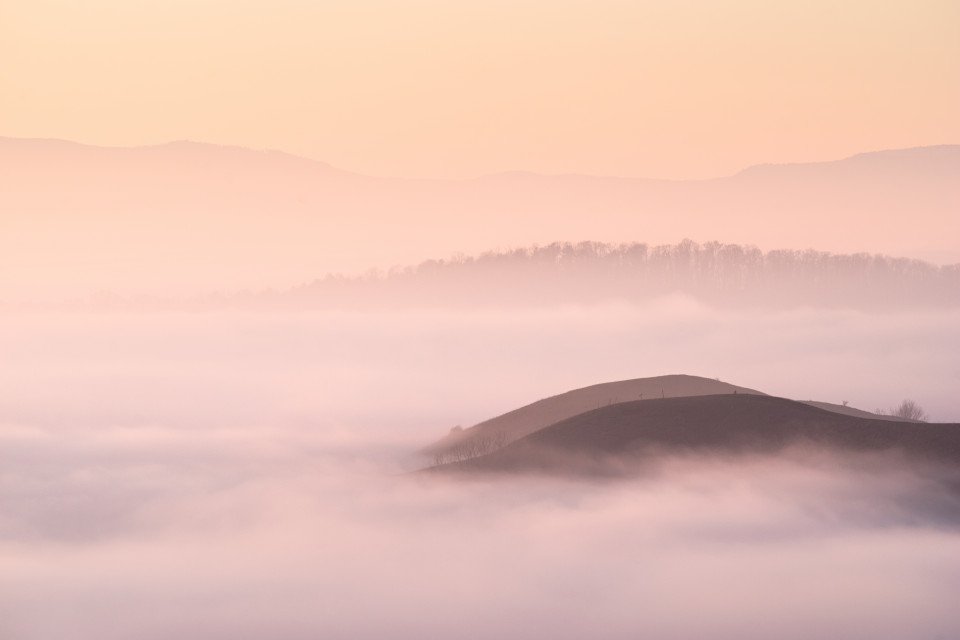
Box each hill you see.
[2,137,957,301]
[431,394,960,476]
[424,375,765,461]
[423,375,916,463]
[278,240,960,311]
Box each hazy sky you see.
[3,0,958,178]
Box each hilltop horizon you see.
[23,239,957,314]
[3,134,958,181]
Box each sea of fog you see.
[2,297,959,639]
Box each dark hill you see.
[423,374,911,462]
[424,375,765,459]
[432,394,960,476]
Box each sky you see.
[3,0,958,179]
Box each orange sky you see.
[3,0,958,179]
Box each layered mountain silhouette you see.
[2,137,957,300]
[424,376,956,475]
[29,239,960,312]
[277,240,958,311]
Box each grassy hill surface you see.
[423,375,765,457]
[430,394,960,476]
[424,375,915,460]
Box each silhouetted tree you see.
[877,399,929,422]
[891,399,929,422]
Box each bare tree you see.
[429,430,511,467]
[877,399,929,421]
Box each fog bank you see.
[2,302,958,638]
[3,433,959,640]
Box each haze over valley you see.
[4,305,960,638]
[3,0,959,637]
[4,138,959,638]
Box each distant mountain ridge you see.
[3,136,956,181]
[733,144,960,179]
[1,137,957,301]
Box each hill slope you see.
[433,394,960,476]
[424,375,765,459]
[424,375,914,461]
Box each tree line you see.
[288,240,960,310]
[60,240,958,311]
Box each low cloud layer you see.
[3,300,958,428]
[3,433,959,640]
[1,303,958,638]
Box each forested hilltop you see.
[55,240,960,311]
[280,240,959,310]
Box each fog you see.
[4,446,960,640]
[4,300,958,429]
[1,301,959,639]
